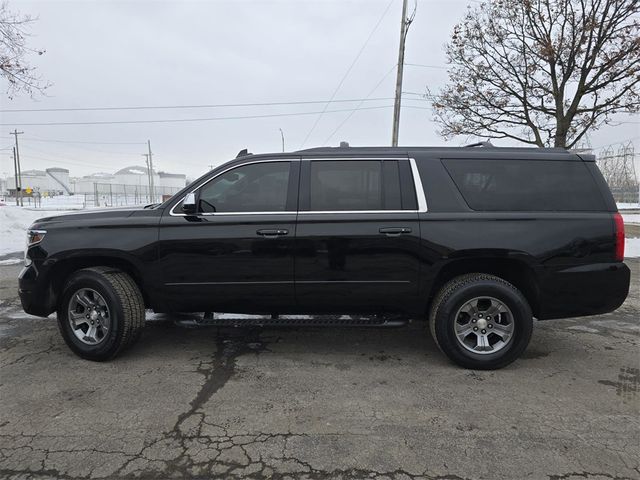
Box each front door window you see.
[198,161,291,213]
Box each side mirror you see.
[182,192,197,214]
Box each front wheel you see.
[57,267,145,361]
[429,273,533,370]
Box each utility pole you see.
[147,140,155,202]
[12,147,19,206]
[391,0,412,147]
[10,129,24,206]
[142,153,153,203]
[279,128,285,152]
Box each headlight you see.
[25,230,46,266]
[27,229,47,247]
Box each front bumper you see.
[18,263,55,317]
[537,262,631,320]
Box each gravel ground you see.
[0,261,638,480]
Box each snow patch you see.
[625,238,640,258]
[0,258,22,266]
[0,206,69,255]
[622,213,640,224]
[618,203,640,210]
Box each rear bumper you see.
[18,264,55,317]
[537,262,630,320]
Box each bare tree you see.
[0,1,48,98]
[427,0,640,148]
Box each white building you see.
[72,172,115,194]
[158,171,187,190]
[6,167,71,194]
[114,166,160,189]
[46,167,71,194]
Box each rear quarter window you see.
[442,159,607,211]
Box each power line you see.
[324,64,399,145]
[17,154,110,170]
[299,0,396,149]
[17,137,148,156]
[15,143,129,169]
[402,104,433,110]
[591,136,640,150]
[0,104,395,127]
[405,63,447,69]
[0,97,396,114]
[27,136,146,145]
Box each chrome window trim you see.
[298,210,413,215]
[409,157,428,212]
[169,156,428,217]
[300,157,427,214]
[170,159,296,217]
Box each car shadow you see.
[123,312,443,366]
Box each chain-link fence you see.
[597,143,639,204]
[88,183,181,207]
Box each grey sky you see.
[1,0,638,179]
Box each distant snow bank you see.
[618,202,640,210]
[622,213,640,224]
[0,206,69,256]
[626,238,640,258]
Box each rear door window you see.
[309,160,383,211]
[442,159,606,211]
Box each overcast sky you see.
[1,0,638,179]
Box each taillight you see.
[613,212,625,261]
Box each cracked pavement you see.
[0,260,638,479]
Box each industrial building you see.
[5,168,72,195]
[2,165,187,206]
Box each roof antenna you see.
[236,148,251,158]
[339,141,350,148]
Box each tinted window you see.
[198,162,290,212]
[310,161,382,211]
[443,159,606,211]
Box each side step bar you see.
[197,313,408,328]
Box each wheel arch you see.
[47,253,150,310]
[426,253,540,318]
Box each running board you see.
[197,313,408,328]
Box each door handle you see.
[256,229,289,237]
[379,227,412,236]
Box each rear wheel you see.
[57,267,145,361]
[429,273,533,369]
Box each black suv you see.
[19,145,630,369]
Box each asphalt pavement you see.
[0,260,638,480]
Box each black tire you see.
[57,267,145,361]
[429,273,533,370]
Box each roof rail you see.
[464,141,495,148]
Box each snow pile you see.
[626,238,640,258]
[38,196,87,210]
[0,206,69,256]
[618,202,640,210]
[622,213,640,224]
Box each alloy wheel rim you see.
[453,296,515,355]
[68,288,111,345]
